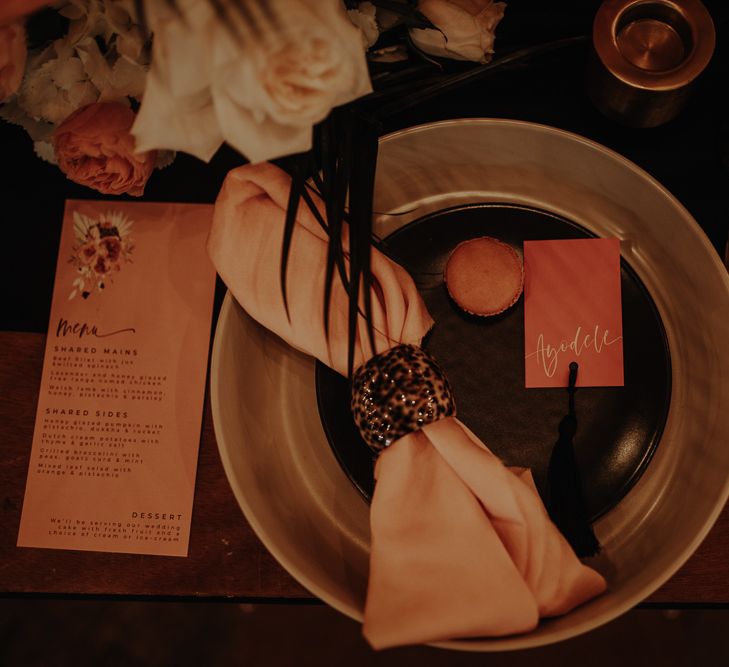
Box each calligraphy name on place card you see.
[523,238,624,388]
[17,201,216,557]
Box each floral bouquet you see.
[1,0,507,197]
[69,209,134,299]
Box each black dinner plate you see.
[315,204,671,521]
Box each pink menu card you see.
[523,238,624,388]
[17,201,216,556]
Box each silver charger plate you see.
[210,119,729,650]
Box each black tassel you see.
[547,362,600,558]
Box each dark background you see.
[1,0,727,333]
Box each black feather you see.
[293,36,590,380]
[321,113,353,327]
[280,158,302,321]
[348,114,379,360]
[227,0,261,36]
[134,0,148,35]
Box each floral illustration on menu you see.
[69,210,134,300]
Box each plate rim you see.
[210,296,365,623]
[378,118,729,284]
[210,118,729,651]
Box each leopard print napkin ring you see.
[350,344,456,454]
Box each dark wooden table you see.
[1,1,728,605]
[0,330,727,603]
[0,331,308,600]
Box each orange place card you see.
[17,201,216,556]
[523,238,624,388]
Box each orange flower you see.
[0,1,50,25]
[0,21,26,101]
[98,236,122,262]
[93,254,112,275]
[54,102,157,197]
[78,240,99,265]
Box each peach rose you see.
[54,102,156,197]
[0,21,26,101]
[0,1,50,24]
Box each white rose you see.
[410,0,506,64]
[127,0,221,161]
[132,0,373,164]
[347,1,380,49]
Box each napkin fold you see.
[364,418,606,648]
[208,162,433,376]
[208,163,606,649]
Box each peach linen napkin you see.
[208,163,606,649]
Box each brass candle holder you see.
[588,0,715,128]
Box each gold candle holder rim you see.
[593,0,715,92]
